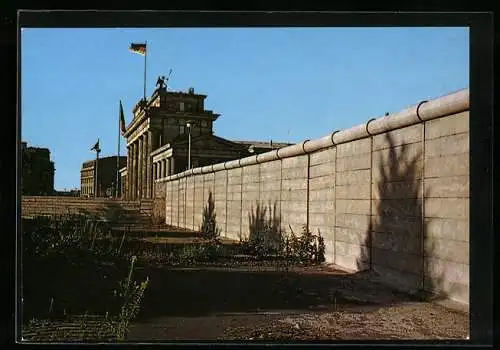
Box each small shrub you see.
[202,238,224,261]
[178,244,203,264]
[286,224,325,265]
[22,215,112,260]
[315,230,326,264]
[200,192,221,240]
[178,239,223,265]
[112,255,149,340]
[22,217,150,342]
[240,235,279,259]
[246,202,284,259]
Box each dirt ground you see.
[127,264,469,341]
[21,218,470,343]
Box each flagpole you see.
[94,139,100,198]
[96,148,100,197]
[116,101,120,198]
[143,40,147,101]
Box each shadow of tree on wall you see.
[357,132,447,301]
[247,201,284,254]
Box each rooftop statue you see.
[156,75,167,89]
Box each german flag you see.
[119,100,126,135]
[129,42,146,55]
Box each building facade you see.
[21,141,55,195]
[80,156,127,197]
[121,83,292,200]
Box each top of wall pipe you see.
[277,140,309,159]
[201,165,212,174]
[366,88,469,136]
[224,159,240,170]
[192,167,203,174]
[256,149,280,163]
[212,162,226,172]
[162,88,468,182]
[239,154,259,167]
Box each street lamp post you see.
[186,121,192,170]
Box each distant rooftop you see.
[231,140,293,149]
[21,141,50,152]
[163,87,206,98]
[132,86,209,114]
[82,155,126,168]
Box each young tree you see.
[200,191,220,240]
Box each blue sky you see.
[21,27,469,190]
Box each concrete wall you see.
[152,184,166,223]
[227,167,243,240]
[185,176,195,230]
[308,147,336,264]
[153,88,469,304]
[214,171,228,237]
[21,196,152,220]
[423,111,469,302]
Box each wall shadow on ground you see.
[247,201,283,250]
[132,267,411,321]
[23,260,403,323]
[357,133,447,301]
